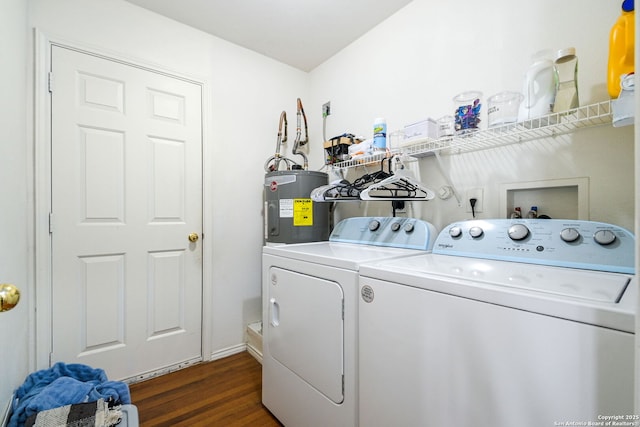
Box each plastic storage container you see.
[453,91,482,134]
[437,115,455,138]
[487,91,524,127]
[403,118,437,141]
[608,0,635,98]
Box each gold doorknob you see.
[0,283,20,313]
[188,233,199,243]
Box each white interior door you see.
[50,45,203,380]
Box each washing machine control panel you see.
[434,219,635,274]
[330,217,437,251]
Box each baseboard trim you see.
[246,321,263,364]
[246,344,263,364]
[123,356,202,385]
[209,343,247,361]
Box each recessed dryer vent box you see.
[499,178,589,219]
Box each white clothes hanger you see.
[359,168,435,201]
[311,180,361,202]
[312,156,434,202]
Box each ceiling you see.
[124,0,413,72]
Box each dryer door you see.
[267,267,344,403]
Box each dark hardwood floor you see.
[129,351,283,426]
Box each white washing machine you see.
[262,216,437,427]
[358,219,636,427]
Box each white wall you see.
[0,0,30,414]
[309,0,634,232]
[29,0,309,361]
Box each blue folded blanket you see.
[9,362,131,427]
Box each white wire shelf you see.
[331,100,613,169]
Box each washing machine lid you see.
[264,241,425,270]
[359,253,636,332]
[363,254,630,303]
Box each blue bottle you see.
[373,117,387,151]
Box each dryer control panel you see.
[330,217,437,251]
[434,219,635,274]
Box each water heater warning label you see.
[293,199,313,226]
[279,199,293,218]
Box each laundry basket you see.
[120,404,139,426]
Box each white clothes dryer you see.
[358,219,636,427]
[262,216,437,427]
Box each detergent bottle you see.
[517,50,556,122]
[608,0,635,98]
[613,72,635,127]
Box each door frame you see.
[33,31,214,375]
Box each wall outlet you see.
[322,101,331,117]
[465,188,483,213]
[392,200,406,214]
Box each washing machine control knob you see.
[449,226,462,238]
[404,223,415,233]
[508,224,529,241]
[368,219,381,231]
[391,222,401,232]
[469,226,484,238]
[560,227,580,243]
[594,229,616,245]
